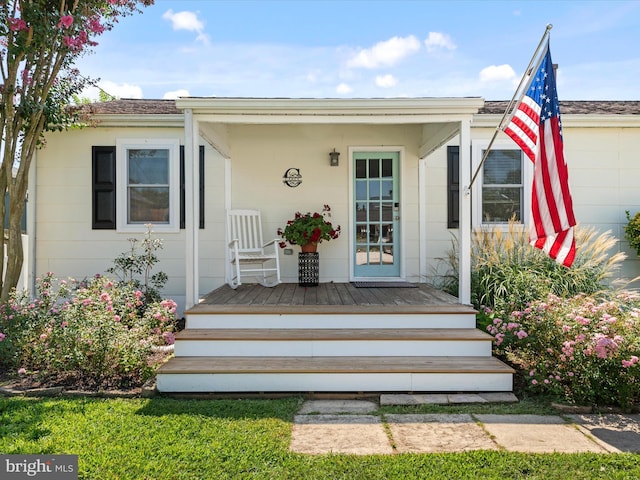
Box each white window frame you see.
[471,139,532,228]
[116,138,180,233]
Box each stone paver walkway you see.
[290,397,640,455]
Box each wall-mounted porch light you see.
[329,148,340,167]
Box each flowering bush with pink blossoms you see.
[485,292,640,409]
[0,273,177,390]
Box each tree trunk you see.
[2,182,26,300]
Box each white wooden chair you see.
[226,209,281,289]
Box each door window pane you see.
[369,181,380,201]
[382,158,393,177]
[381,203,393,221]
[382,245,394,264]
[355,180,368,200]
[369,158,380,178]
[381,180,393,200]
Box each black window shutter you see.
[199,145,205,229]
[180,145,205,229]
[92,146,116,229]
[447,146,459,229]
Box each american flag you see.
[503,44,577,267]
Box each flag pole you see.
[465,23,553,194]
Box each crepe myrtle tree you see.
[0,0,153,299]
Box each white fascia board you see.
[175,97,485,118]
[192,113,479,125]
[88,114,184,128]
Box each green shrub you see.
[625,210,640,256]
[470,222,625,313]
[0,273,177,390]
[485,292,640,409]
[106,225,168,304]
[435,220,636,408]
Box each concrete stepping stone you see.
[380,394,449,405]
[298,399,378,414]
[290,414,392,455]
[478,392,519,403]
[380,392,518,406]
[386,414,497,453]
[568,414,640,453]
[476,414,608,453]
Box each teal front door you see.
[353,151,400,278]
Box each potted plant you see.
[277,204,341,252]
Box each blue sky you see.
[77,0,640,101]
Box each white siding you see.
[33,110,640,313]
[35,126,227,313]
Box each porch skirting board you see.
[156,372,512,393]
[157,373,512,393]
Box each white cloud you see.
[162,9,210,44]
[347,35,421,69]
[375,74,398,88]
[479,64,517,82]
[163,89,190,99]
[424,32,456,52]
[93,81,143,99]
[336,83,353,95]
[76,80,143,101]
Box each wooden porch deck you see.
[189,282,476,315]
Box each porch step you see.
[156,356,515,393]
[175,328,491,341]
[173,328,493,357]
[158,356,513,374]
[185,311,477,329]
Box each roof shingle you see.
[78,98,640,116]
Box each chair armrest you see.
[228,238,239,248]
[263,239,281,254]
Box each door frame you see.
[348,146,405,282]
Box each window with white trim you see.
[472,140,532,227]
[116,138,180,232]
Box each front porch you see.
[156,283,514,394]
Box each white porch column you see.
[184,108,200,309]
[458,119,471,305]
[418,158,427,282]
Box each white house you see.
[26,97,640,393]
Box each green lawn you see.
[1,396,639,479]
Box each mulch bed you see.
[0,350,171,398]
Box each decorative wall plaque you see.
[283,168,302,188]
